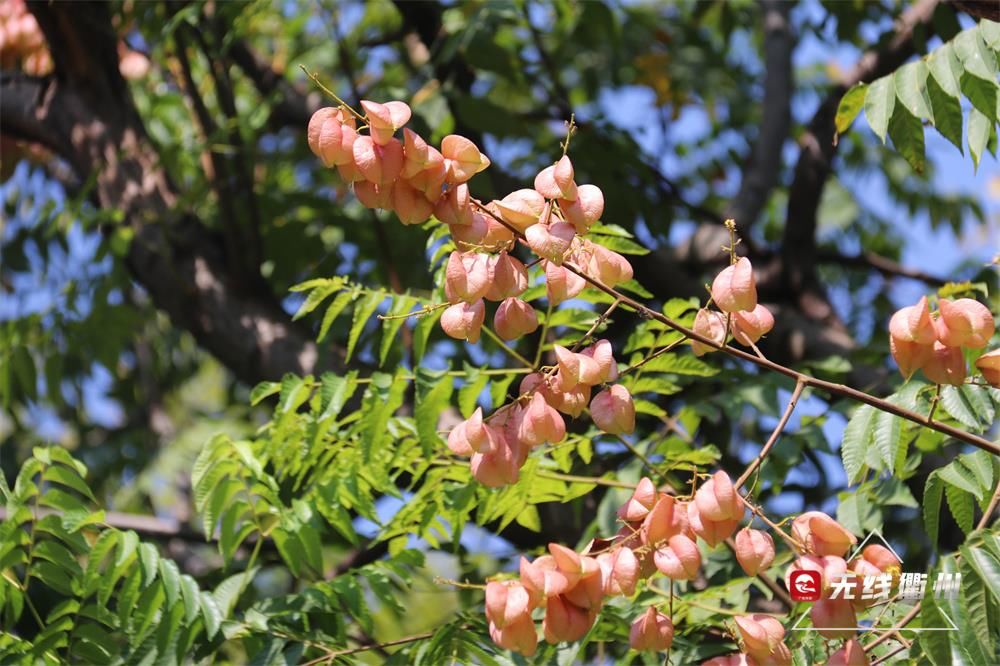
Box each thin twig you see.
[481,325,535,369]
[736,379,806,488]
[976,479,1000,531]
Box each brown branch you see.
[817,249,947,286]
[976,480,1000,531]
[471,199,1000,458]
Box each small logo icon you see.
[789,570,822,602]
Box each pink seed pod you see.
[732,304,775,346]
[494,297,539,340]
[554,345,604,389]
[488,614,538,657]
[520,372,591,418]
[495,189,545,232]
[860,544,900,572]
[590,384,635,434]
[687,501,739,547]
[526,221,576,265]
[520,555,574,599]
[560,183,605,233]
[653,534,702,580]
[542,594,595,644]
[336,149,365,182]
[353,180,393,210]
[694,471,745,522]
[441,134,491,184]
[434,182,473,226]
[791,512,857,557]
[545,261,587,304]
[400,128,431,179]
[934,297,995,349]
[734,614,788,665]
[449,215,489,249]
[617,477,658,522]
[921,341,966,386]
[629,606,674,652]
[810,597,857,640]
[534,155,578,201]
[445,251,493,304]
[470,436,522,487]
[307,107,347,167]
[485,580,533,629]
[825,639,870,666]
[785,555,848,594]
[485,253,529,301]
[360,99,411,146]
[701,655,760,666]
[734,528,775,576]
[888,296,936,344]
[580,242,633,287]
[711,257,757,313]
[391,180,434,225]
[405,145,446,201]
[440,299,485,343]
[517,392,566,446]
[563,557,604,610]
[352,135,404,185]
[890,337,933,379]
[642,495,692,545]
[446,407,495,456]
[580,339,618,383]
[691,308,728,356]
[597,547,639,596]
[976,349,1000,387]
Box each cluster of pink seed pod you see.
[691,257,775,355]
[889,295,998,386]
[447,339,634,486]
[486,471,882,664]
[307,101,636,351]
[0,0,52,76]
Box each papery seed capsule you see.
[629,606,674,652]
[711,257,757,313]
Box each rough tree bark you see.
[2,2,330,385]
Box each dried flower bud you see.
[691,308,727,356]
[629,606,674,652]
[694,471,744,522]
[485,580,533,629]
[534,156,577,200]
[442,134,491,184]
[922,341,966,385]
[975,348,1000,387]
[560,184,605,233]
[618,477,658,522]
[494,297,539,340]
[810,598,856,640]
[791,512,856,557]
[488,615,538,656]
[590,384,635,434]
[352,135,404,185]
[653,534,701,580]
[734,528,775,576]
[526,221,576,265]
[935,298,995,349]
[360,99,411,145]
[517,392,566,446]
[732,304,775,346]
[888,296,936,344]
[711,257,757,313]
[391,180,433,225]
[485,253,529,301]
[434,183,473,226]
[545,261,587,304]
[825,639,870,666]
[495,189,545,232]
[440,300,485,343]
